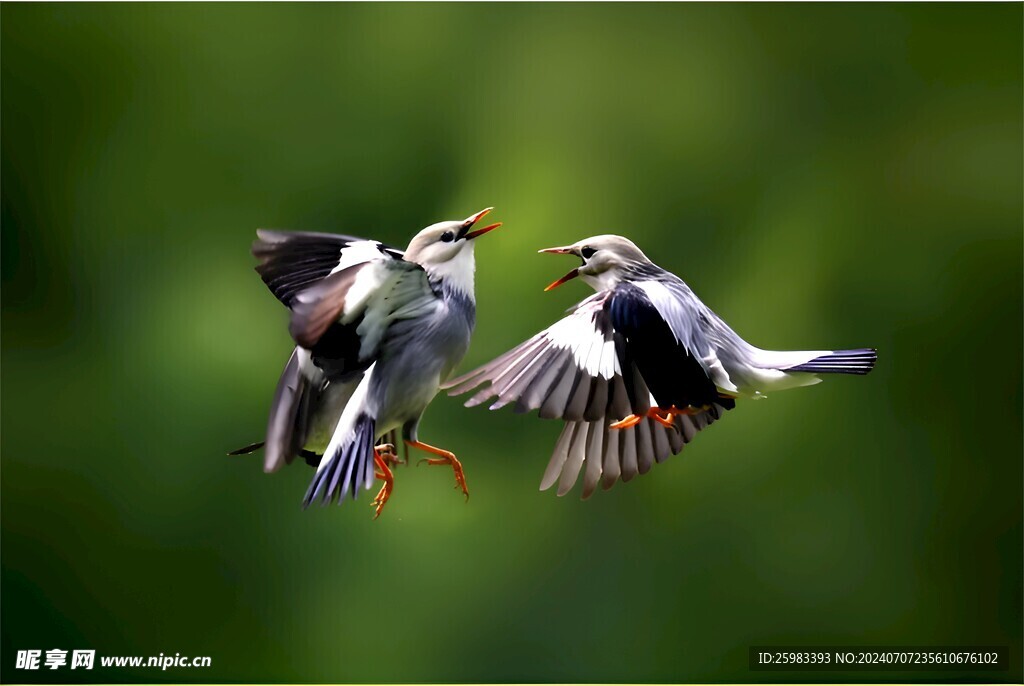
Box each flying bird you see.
[232,209,501,517]
[444,234,876,498]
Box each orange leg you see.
[609,414,643,430]
[610,406,708,430]
[371,445,396,519]
[407,440,469,501]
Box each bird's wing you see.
[252,229,404,307]
[288,258,439,364]
[252,230,437,377]
[606,280,727,410]
[628,277,741,394]
[443,291,637,422]
[543,404,729,499]
[445,282,731,419]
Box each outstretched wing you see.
[444,291,638,422]
[445,280,734,496]
[445,282,729,419]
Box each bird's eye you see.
[581,247,597,259]
[440,231,455,243]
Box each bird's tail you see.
[228,348,325,472]
[784,348,878,375]
[303,363,378,507]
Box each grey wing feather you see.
[539,361,579,419]
[539,402,730,498]
[581,422,607,499]
[558,422,589,497]
[445,291,631,420]
[540,421,577,492]
[635,419,654,475]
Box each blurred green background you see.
[2,3,1021,683]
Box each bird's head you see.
[404,208,501,296]
[539,234,651,292]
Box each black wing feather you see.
[607,282,723,410]
[253,229,403,306]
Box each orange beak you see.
[538,245,581,291]
[465,222,501,240]
[462,207,501,240]
[543,268,580,291]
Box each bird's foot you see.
[371,446,396,520]
[407,440,469,501]
[610,406,706,431]
[375,442,406,468]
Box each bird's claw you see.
[610,406,707,431]
[371,483,392,520]
[406,440,470,501]
[376,443,406,468]
[420,456,469,500]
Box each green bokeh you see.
[2,3,1021,683]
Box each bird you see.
[231,208,501,517]
[444,234,877,499]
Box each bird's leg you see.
[610,406,708,431]
[407,440,469,501]
[609,414,643,430]
[648,409,678,428]
[371,445,396,519]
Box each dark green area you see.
[2,3,1021,683]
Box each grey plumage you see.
[445,234,876,498]
[236,209,500,514]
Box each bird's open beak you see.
[462,207,502,240]
[538,246,581,291]
[543,268,580,291]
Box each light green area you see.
[2,3,1021,683]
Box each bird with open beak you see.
[232,208,501,517]
[445,234,876,498]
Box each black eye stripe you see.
[581,247,596,259]
[440,231,455,243]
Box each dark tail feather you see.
[263,348,312,473]
[228,442,322,469]
[786,348,878,375]
[228,441,265,456]
[302,414,376,508]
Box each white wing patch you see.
[342,261,395,322]
[543,300,617,379]
[329,240,390,276]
